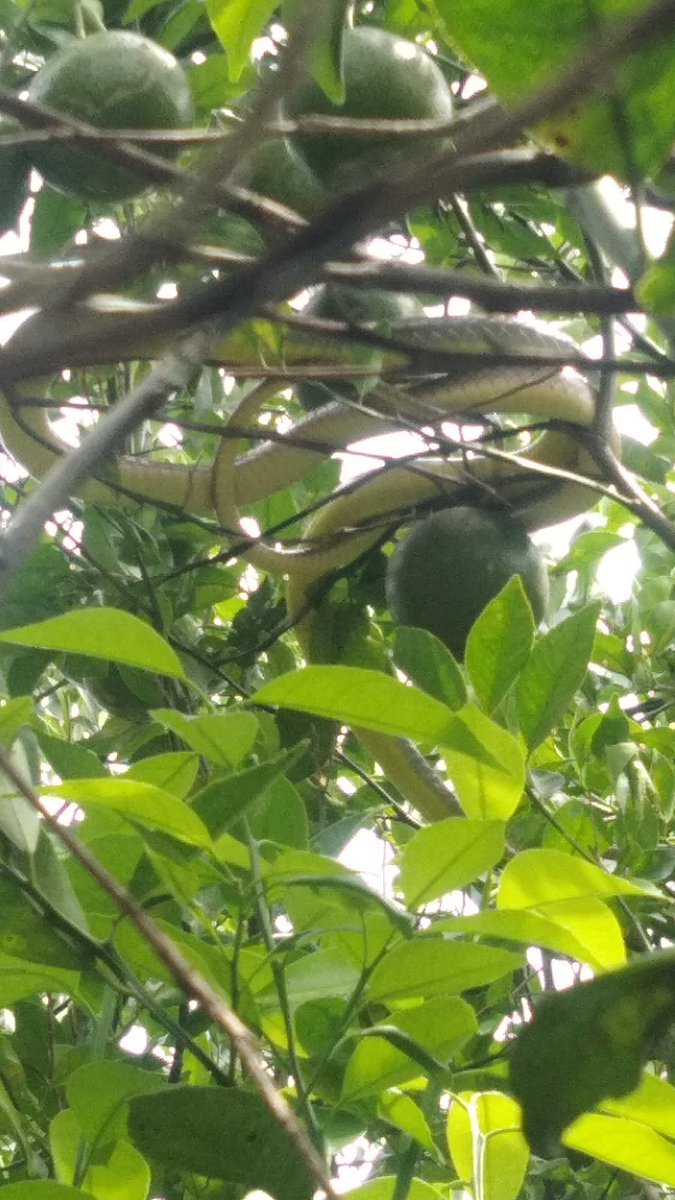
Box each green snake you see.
[0,308,608,822]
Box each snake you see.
[0,307,609,822]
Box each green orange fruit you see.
[289,25,453,188]
[27,31,194,201]
[0,122,30,235]
[233,136,325,218]
[385,506,548,659]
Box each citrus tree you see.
[0,1,674,1198]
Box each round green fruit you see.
[296,284,425,410]
[233,136,325,218]
[0,122,30,236]
[289,25,453,188]
[27,31,194,201]
[385,507,549,659]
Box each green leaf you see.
[205,0,278,78]
[0,1187,96,1200]
[342,996,476,1100]
[257,948,361,1013]
[114,917,235,995]
[50,1108,149,1200]
[379,1091,435,1149]
[343,1180,441,1200]
[637,234,675,315]
[283,0,351,101]
[151,709,258,767]
[0,739,40,855]
[191,748,301,836]
[0,609,185,679]
[392,625,467,709]
[435,906,626,971]
[66,829,143,924]
[442,705,526,819]
[563,1112,675,1187]
[554,529,624,575]
[67,1061,166,1147]
[0,696,35,742]
[516,604,601,748]
[125,751,199,798]
[266,849,410,932]
[212,830,252,869]
[601,1072,675,1138]
[366,939,523,1003]
[510,950,675,1155]
[466,577,535,714]
[249,773,309,848]
[433,0,675,179]
[44,778,212,849]
[0,955,82,1007]
[128,1086,314,1200]
[0,874,90,970]
[396,818,505,906]
[448,1092,529,1200]
[253,665,456,743]
[37,731,107,781]
[32,829,90,937]
[497,848,647,907]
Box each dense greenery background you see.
[0,1,673,1199]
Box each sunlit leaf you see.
[151,709,258,767]
[205,0,278,78]
[516,605,600,748]
[342,997,476,1100]
[448,1092,529,1200]
[564,1112,675,1187]
[344,1180,441,1200]
[497,848,647,907]
[396,818,505,906]
[0,609,185,679]
[433,0,675,179]
[367,939,523,1003]
[601,1071,675,1138]
[0,1185,97,1199]
[434,905,626,971]
[466,577,535,714]
[442,705,526,819]
[253,666,456,743]
[379,1091,435,1149]
[44,779,212,849]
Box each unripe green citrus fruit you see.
[0,121,30,236]
[296,284,425,410]
[233,136,325,218]
[385,506,548,659]
[289,26,453,188]
[27,31,194,201]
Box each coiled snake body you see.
[0,308,607,821]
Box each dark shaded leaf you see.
[510,950,675,1156]
[128,1086,314,1200]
